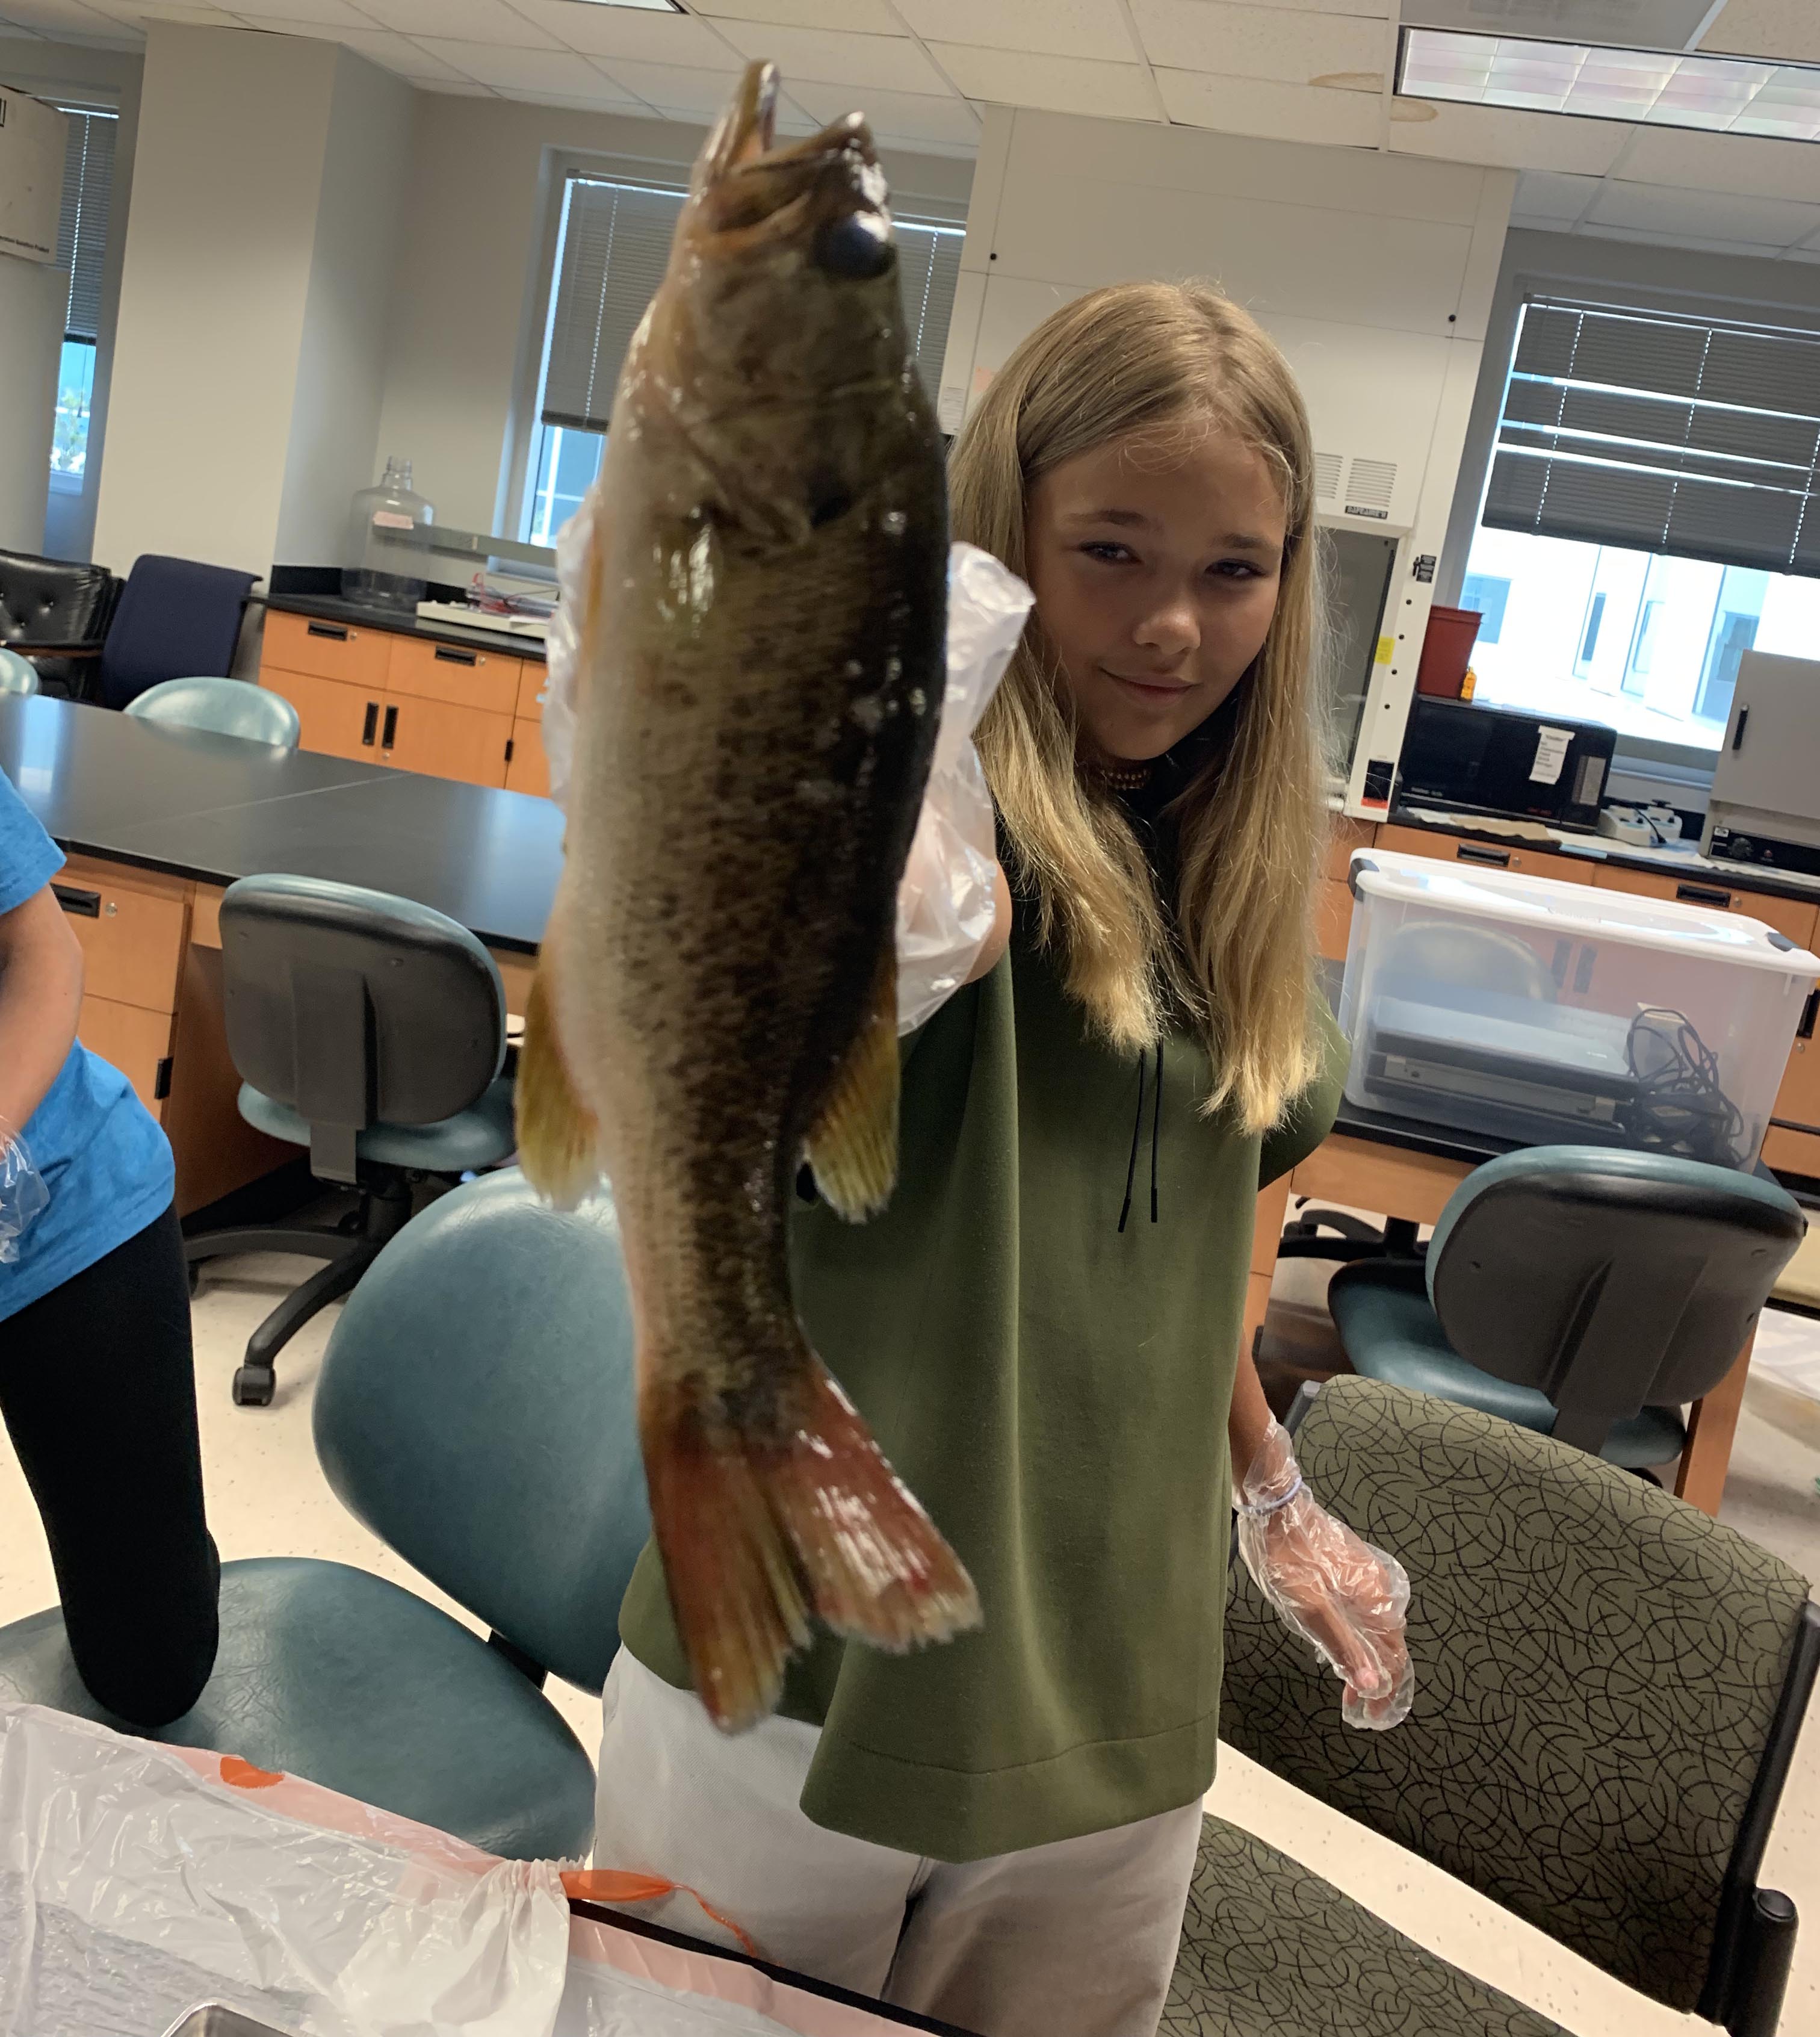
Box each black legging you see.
[1,1202,218,1725]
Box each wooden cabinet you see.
[384,695,514,787]
[260,611,548,795]
[1589,863,1820,947]
[1773,991,1820,1133]
[1314,876,1355,962]
[54,856,191,1121]
[76,996,175,1117]
[1372,823,1595,886]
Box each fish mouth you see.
[696,61,893,271]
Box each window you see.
[1459,571,1509,644]
[50,107,116,486]
[521,169,964,545]
[1461,294,1820,752]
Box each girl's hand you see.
[1236,1419,1414,1731]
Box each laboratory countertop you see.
[0,693,562,953]
[263,591,549,664]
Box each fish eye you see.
[814,209,895,280]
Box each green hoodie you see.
[618,925,1345,1862]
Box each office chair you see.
[0,1168,648,1861]
[0,648,37,695]
[125,675,299,748]
[97,554,256,712]
[1326,1145,1804,1468]
[0,547,119,697]
[184,874,515,1407]
[1168,1377,1817,2037]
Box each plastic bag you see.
[539,513,1032,1034]
[0,1123,48,1265]
[894,542,1033,1033]
[1235,1421,1415,1731]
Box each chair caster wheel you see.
[232,1365,275,1407]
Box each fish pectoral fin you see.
[515,963,602,1208]
[802,952,899,1223]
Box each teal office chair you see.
[0,646,39,695]
[125,674,300,748]
[185,875,516,1406]
[0,1168,646,1861]
[1328,1146,1804,1468]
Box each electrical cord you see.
[1618,1006,1746,1167]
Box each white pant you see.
[592,1650,1203,2037]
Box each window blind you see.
[1482,295,1820,577]
[55,109,116,343]
[539,173,965,435]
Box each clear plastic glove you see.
[894,542,1033,1033]
[0,1120,49,1265]
[1236,1419,1414,1731]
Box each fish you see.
[516,60,980,1733]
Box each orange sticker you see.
[220,1755,285,1790]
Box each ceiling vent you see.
[1400,0,1710,51]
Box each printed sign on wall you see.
[0,86,69,264]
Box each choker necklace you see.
[1092,760,1154,793]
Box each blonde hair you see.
[952,281,1329,1135]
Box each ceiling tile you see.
[789,75,980,144]
[1158,67,1381,145]
[1509,168,1600,222]
[893,0,1133,64]
[1701,0,1820,64]
[595,56,740,116]
[1134,0,1386,84]
[413,75,494,93]
[1388,97,1635,172]
[413,37,637,97]
[1,0,125,31]
[1577,221,1792,256]
[243,22,472,76]
[1614,122,1820,203]
[929,42,1155,117]
[1586,174,1820,246]
[358,0,560,47]
[509,0,731,66]
[225,0,373,22]
[711,17,947,93]
[695,0,899,30]
[88,2,243,23]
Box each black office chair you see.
[0,547,120,698]
[1328,1145,1805,1466]
[185,875,516,1407]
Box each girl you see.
[0,766,218,1727]
[593,281,1410,2036]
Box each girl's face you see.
[1024,426,1289,763]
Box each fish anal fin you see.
[802,953,899,1223]
[515,964,602,1208]
[645,1363,981,1735]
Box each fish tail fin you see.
[645,1359,980,1734]
[802,952,898,1223]
[516,963,602,1207]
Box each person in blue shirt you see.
[0,767,218,1726]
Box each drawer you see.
[504,715,550,798]
[262,609,392,690]
[1765,1121,1820,1181]
[1774,994,1820,1130]
[77,994,175,1118]
[1321,817,1376,883]
[382,695,513,787]
[55,855,189,1013]
[1313,875,1354,963]
[1589,863,1820,947]
[1372,824,1595,886]
[516,660,548,720]
[190,884,224,949]
[265,669,385,763]
[388,634,520,717]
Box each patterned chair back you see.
[1220,1377,1813,2015]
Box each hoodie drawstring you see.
[1118,1040,1165,1233]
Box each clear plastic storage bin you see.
[1339,849,1820,1170]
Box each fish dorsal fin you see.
[802,952,899,1223]
[516,959,603,1209]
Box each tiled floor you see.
[1,1243,1817,2035]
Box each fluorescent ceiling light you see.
[557,1,682,11]
[1398,26,1820,141]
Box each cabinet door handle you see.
[1732,705,1749,751]
[1455,843,1511,868]
[381,704,398,748]
[504,737,515,763]
[1677,882,1732,909]
[52,883,101,918]
[1800,989,1818,1043]
[361,701,379,746]
[306,621,350,642]
[434,645,478,666]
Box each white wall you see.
[373,93,974,537]
[274,49,415,566]
[940,108,1514,811]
